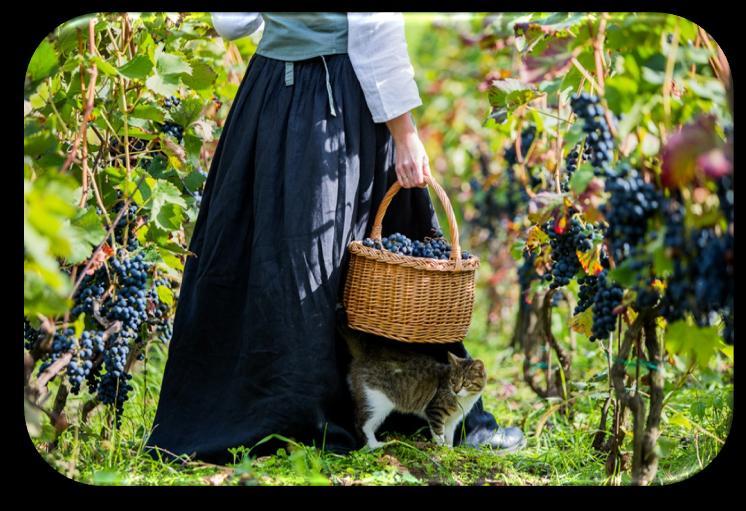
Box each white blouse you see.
[211,12,422,123]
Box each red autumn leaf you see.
[661,115,721,188]
[553,214,568,234]
[697,148,732,180]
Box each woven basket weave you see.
[343,175,479,343]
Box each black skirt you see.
[147,54,498,463]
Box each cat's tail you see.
[336,305,366,359]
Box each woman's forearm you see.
[385,111,417,142]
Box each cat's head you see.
[447,352,487,397]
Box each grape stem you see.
[61,18,99,177]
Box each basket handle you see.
[369,175,463,266]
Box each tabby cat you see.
[338,322,487,449]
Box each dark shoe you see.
[463,425,526,454]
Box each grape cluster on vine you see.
[603,163,661,261]
[38,328,75,373]
[561,144,583,192]
[106,254,151,336]
[24,318,40,350]
[570,93,614,174]
[160,122,184,143]
[543,215,595,289]
[112,202,141,251]
[68,330,105,395]
[97,330,134,425]
[590,270,624,342]
[575,274,598,315]
[163,95,181,109]
[504,126,537,209]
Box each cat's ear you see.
[447,352,464,366]
[471,359,485,372]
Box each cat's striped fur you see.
[339,324,487,449]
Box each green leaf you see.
[73,313,86,339]
[24,130,59,158]
[184,169,207,193]
[92,471,124,485]
[71,207,106,247]
[488,79,542,115]
[665,319,724,369]
[90,55,119,77]
[650,232,674,275]
[605,75,639,114]
[151,179,187,231]
[118,55,154,80]
[720,344,734,362]
[156,51,192,76]
[181,60,217,90]
[159,250,185,271]
[168,96,204,128]
[156,285,174,307]
[131,103,165,122]
[145,72,180,97]
[608,262,637,288]
[154,203,184,231]
[511,240,526,260]
[27,38,59,82]
[668,412,693,431]
[563,122,586,148]
[569,163,595,194]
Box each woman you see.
[147,12,525,464]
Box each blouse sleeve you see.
[347,12,423,123]
[211,12,264,41]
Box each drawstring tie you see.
[283,57,337,118]
[320,55,337,117]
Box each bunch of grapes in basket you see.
[361,228,472,261]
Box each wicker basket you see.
[343,175,480,343]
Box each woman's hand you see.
[385,112,431,188]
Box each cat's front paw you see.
[432,434,446,446]
[366,439,385,449]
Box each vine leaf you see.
[151,180,187,231]
[488,79,542,122]
[168,96,204,129]
[570,308,593,337]
[156,285,174,307]
[156,51,192,76]
[527,191,564,225]
[576,242,603,275]
[90,56,119,77]
[27,38,59,83]
[525,225,548,252]
[182,60,217,90]
[569,163,595,195]
[145,73,180,97]
[118,55,154,81]
[661,115,723,188]
[665,320,724,370]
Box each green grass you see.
[29,269,733,486]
